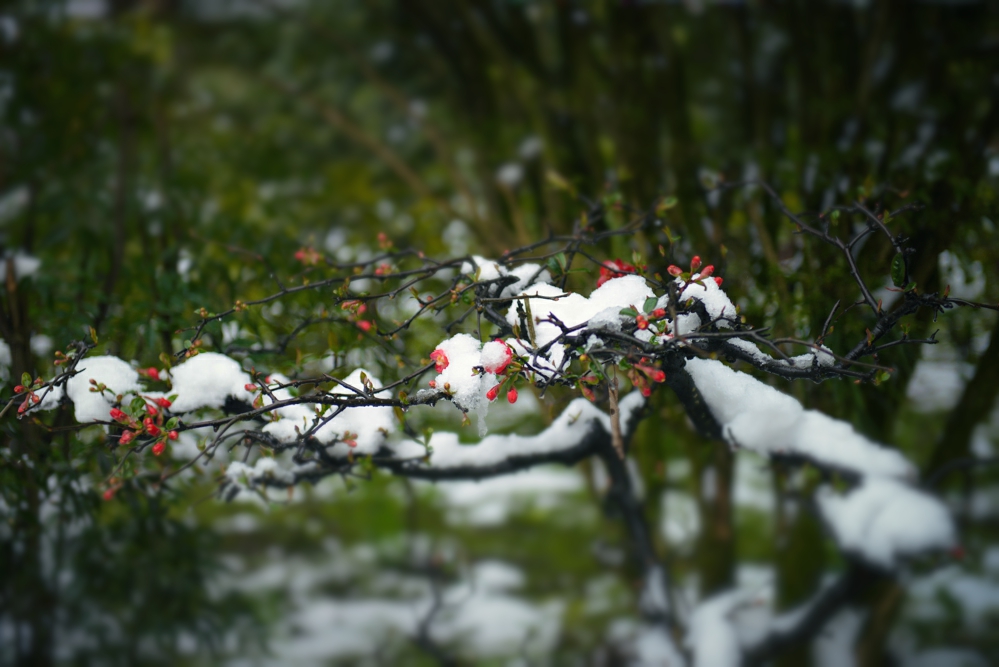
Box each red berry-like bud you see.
[428,380,437,388]
[143,418,160,437]
[486,384,501,402]
[640,386,652,397]
[119,430,135,445]
[699,265,714,278]
[155,397,172,409]
[667,265,683,277]
[651,370,666,383]
[146,404,158,416]
[168,430,178,441]
[356,320,373,332]
[109,408,127,421]
[714,277,724,287]
[636,315,649,330]
[147,367,161,381]
[30,393,40,404]
[13,385,24,393]
[152,442,165,456]
[651,308,666,319]
[507,387,518,404]
[244,383,257,392]
[690,256,702,272]
[103,488,116,501]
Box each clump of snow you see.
[686,358,913,479]
[389,392,645,469]
[460,255,552,297]
[431,334,495,422]
[226,457,295,494]
[64,355,141,422]
[685,591,746,667]
[816,477,956,569]
[168,352,255,413]
[665,276,738,332]
[262,369,397,456]
[504,275,653,370]
[0,253,41,281]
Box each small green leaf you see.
[643,297,658,313]
[21,372,32,388]
[165,417,178,429]
[890,253,905,287]
[619,307,639,318]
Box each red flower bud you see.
[13,385,24,393]
[146,404,158,416]
[168,430,178,441]
[152,442,165,456]
[699,265,715,278]
[356,320,373,332]
[714,277,724,287]
[651,370,666,383]
[690,256,702,272]
[30,393,40,404]
[667,265,683,277]
[147,367,161,381]
[641,386,652,397]
[109,408,127,422]
[344,438,358,448]
[597,259,637,287]
[428,380,437,388]
[244,383,257,392]
[119,430,135,445]
[155,397,172,409]
[143,418,160,437]
[486,384,501,402]
[651,308,666,319]
[636,315,649,330]
[103,488,116,501]
[507,386,518,404]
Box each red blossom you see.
[103,487,117,501]
[690,255,702,272]
[168,430,178,441]
[650,308,666,319]
[152,442,165,456]
[482,340,513,374]
[109,407,127,422]
[13,384,24,393]
[356,320,373,333]
[714,277,724,287]
[119,430,136,445]
[428,380,437,388]
[486,384,501,402]
[698,265,715,278]
[636,315,649,330]
[143,418,160,437]
[146,367,161,382]
[294,246,322,266]
[430,349,449,373]
[506,386,518,404]
[155,397,172,409]
[667,265,683,277]
[244,383,257,392]
[597,259,637,287]
[146,404,158,416]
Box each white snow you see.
[391,392,645,470]
[686,358,913,479]
[686,590,746,667]
[168,352,255,413]
[816,477,956,568]
[64,355,141,422]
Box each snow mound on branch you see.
[685,590,746,667]
[817,477,956,568]
[65,355,141,422]
[686,357,913,479]
[262,369,397,455]
[226,457,295,493]
[168,352,255,413]
[430,334,499,435]
[388,392,645,469]
[504,275,654,370]
[461,256,552,297]
[687,357,953,568]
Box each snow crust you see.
[65,355,141,422]
[460,255,552,297]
